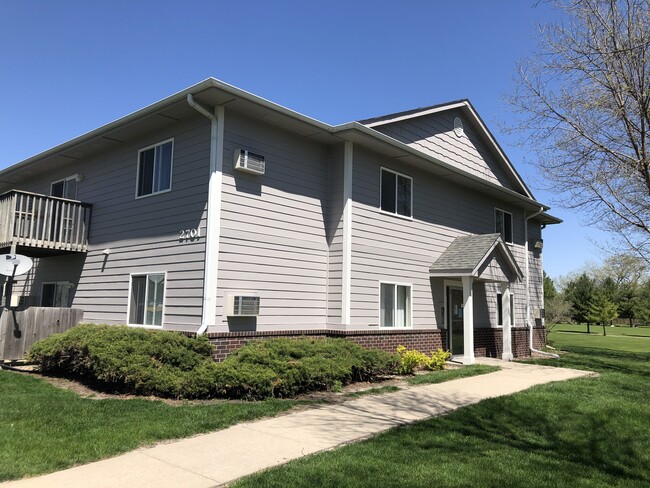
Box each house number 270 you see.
[179,227,201,240]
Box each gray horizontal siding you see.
[214,111,330,330]
[349,145,534,330]
[374,110,518,191]
[11,115,211,329]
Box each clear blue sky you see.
[0,0,608,279]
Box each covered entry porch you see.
[430,233,523,365]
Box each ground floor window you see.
[129,273,165,326]
[380,283,411,327]
[497,292,514,326]
[41,282,73,307]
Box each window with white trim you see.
[495,208,513,243]
[129,273,165,326]
[497,293,514,326]
[380,283,411,327]
[137,139,173,197]
[51,176,79,200]
[380,168,412,217]
[42,282,73,307]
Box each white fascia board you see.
[361,100,534,200]
[363,102,468,128]
[205,79,333,132]
[0,79,215,179]
[4,77,551,215]
[0,77,334,180]
[471,240,523,281]
[429,271,473,278]
[461,102,533,200]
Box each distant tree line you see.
[545,254,650,335]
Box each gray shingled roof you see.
[429,233,521,279]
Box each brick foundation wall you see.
[474,328,503,358]
[474,326,547,358]
[511,326,548,357]
[204,329,445,362]
[201,326,545,362]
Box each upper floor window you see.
[51,175,79,200]
[137,139,173,198]
[495,208,513,243]
[381,168,412,218]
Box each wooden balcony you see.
[0,190,92,255]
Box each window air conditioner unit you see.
[234,149,265,175]
[226,295,261,316]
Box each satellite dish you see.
[0,254,34,277]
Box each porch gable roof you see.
[429,233,523,282]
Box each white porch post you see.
[462,276,475,365]
[501,282,513,361]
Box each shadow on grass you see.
[536,346,650,378]
[555,330,595,334]
[436,392,645,483]
[235,345,650,488]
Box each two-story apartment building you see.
[0,78,559,363]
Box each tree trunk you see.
[587,322,591,334]
[602,321,607,336]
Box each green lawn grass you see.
[406,364,500,386]
[233,340,650,487]
[0,358,500,482]
[0,370,298,482]
[548,323,650,352]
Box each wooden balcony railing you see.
[0,190,92,253]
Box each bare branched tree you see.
[509,0,650,259]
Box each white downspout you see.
[187,94,224,335]
[525,207,559,358]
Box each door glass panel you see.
[449,288,464,355]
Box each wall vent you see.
[234,149,265,175]
[227,295,260,316]
[453,117,464,137]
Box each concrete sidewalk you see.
[2,360,595,488]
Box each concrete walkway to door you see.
[1,359,595,488]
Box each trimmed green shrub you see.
[27,324,219,398]
[27,326,399,400]
[218,338,399,399]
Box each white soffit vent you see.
[227,295,260,316]
[235,149,265,175]
[453,117,464,138]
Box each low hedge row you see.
[27,325,399,400]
